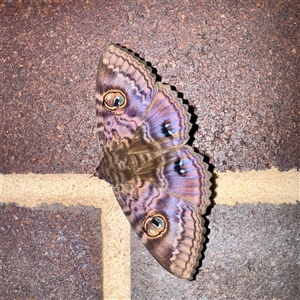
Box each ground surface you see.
[1,1,299,299]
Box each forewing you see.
[96,44,156,154]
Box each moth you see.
[95,44,211,279]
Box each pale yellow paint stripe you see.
[1,174,131,300]
[215,167,299,205]
[1,168,299,299]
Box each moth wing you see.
[96,44,156,154]
[113,182,206,280]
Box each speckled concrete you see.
[132,203,300,300]
[1,0,299,299]
[0,203,102,300]
[1,174,131,300]
[1,0,299,174]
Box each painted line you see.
[1,168,299,298]
[1,174,131,300]
[215,167,299,205]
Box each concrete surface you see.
[1,0,299,299]
[1,0,299,174]
[0,203,102,300]
[132,203,300,300]
[1,175,131,300]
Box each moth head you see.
[143,214,167,238]
[103,90,127,111]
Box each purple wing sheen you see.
[96,44,212,279]
[129,84,191,153]
[96,44,156,152]
[113,181,205,280]
[136,146,211,214]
